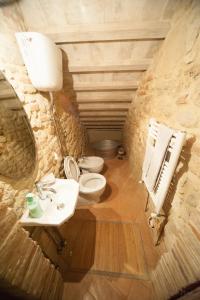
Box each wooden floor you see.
[59,220,147,279]
[61,159,165,300]
[62,273,153,300]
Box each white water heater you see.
[15,32,63,91]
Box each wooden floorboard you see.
[59,159,164,299]
[60,220,147,279]
[62,273,153,300]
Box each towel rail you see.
[142,119,185,214]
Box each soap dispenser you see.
[26,193,43,218]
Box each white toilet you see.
[78,156,104,173]
[64,156,106,204]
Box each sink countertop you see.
[20,178,79,226]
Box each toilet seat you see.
[79,173,106,194]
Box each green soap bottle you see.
[26,193,43,218]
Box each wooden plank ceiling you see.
[18,0,176,131]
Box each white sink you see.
[20,178,79,226]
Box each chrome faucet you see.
[35,181,45,200]
[35,181,56,200]
[42,187,56,193]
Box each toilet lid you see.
[64,156,80,182]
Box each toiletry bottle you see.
[26,193,43,218]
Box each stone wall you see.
[0,60,88,217]
[0,3,88,297]
[0,2,89,216]
[124,1,200,297]
[59,112,88,158]
[0,203,64,299]
[53,91,89,159]
[0,94,36,180]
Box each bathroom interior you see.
[0,0,200,299]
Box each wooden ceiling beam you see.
[78,103,130,111]
[67,59,151,73]
[85,125,123,127]
[83,125,124,127]
[80,121,125,124]
[85,121,123,123]
[77,91,134,100]
[82,120,124,124]
[76,99,132,104]
[84,127,123,129]
[76,91,135,101]
[86,127,123,131]
[85,124,122,127]
[80,117,126,121]
[47,21,170,44]
[86,127,122,131]
[82,122,124,125]
[79,111,127,116]
[86,128,122,131]
[76,91,135,103]
[82,122,125,125]
[73,81,138,91]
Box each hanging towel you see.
[144,123,173,192]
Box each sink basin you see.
[78,156,104,173]
[20,178,79,226]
